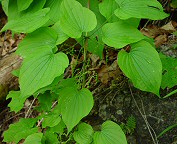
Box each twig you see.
[128,84,158,144]
[25,98,36,118]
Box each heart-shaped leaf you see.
[73,123,94,144]
[102,21,144,48]
[19,52,69,97]
[93,121,127,144]
[59,0,97,38]
[118,40,162,96]
[58,87,93,132]
[114,0,169,20]
[16,27,57,58]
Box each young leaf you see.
[93,121,127,144]
[118,40,162,96]
[17,0,33,12]
[19,52,69,97]
[6,91,27,113]
[59,0,97,38]
[52,21,69,45]
[73,123,94,144]
[16,27,57,58]
[1,8,50,33]
[23,133,43,144]
[3,118,38,143]
[99,0,119,22]
[102,21,144,48]
[58,87,94,132]
[114,0,169,20]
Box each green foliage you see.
[99,0,119,22]
[114,0,169,20]
[102,21,145,48]
[73,122,94,144]
[170,0,177,8]
[17,0,33,12]
[59,0,97,38]
[1,0,171,143]
[6,91,27,112]
[157,123,177,138]
[23,133,43,144]
[93,121,127,144]
[3,118,38,143]
[118,40,162,96]
[120,116,136,135]
[160,53,177,89]
[1,8,50,33]
[58,87,94,132]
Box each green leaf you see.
[93,121,127,144]
[7,0,19,20]
[160,53,177,89]
[1,0,9,15]
[88,38,104,59]
[16,27,57,58]
[77,0,106,58]
[48,119,66,134]
[114,0,169,20]
[42,111,61,128]
[102,21,144,48]
[73,123,94,144]
[44,131,59,144]
[99,0,119,22]
[36,92,53,112]
[52,21,69,45]
[24,133,43,144]
[157,123,177,138]
[58,87,93,132]
[23,0,46,14]
[118,40,162,96]
[44,0,62,25]
[3,118,38,143]
[6,91,27,113]
[17,0,33,12]
[59,0,97,38]
[1,8,50,33]
[19,52,69,97]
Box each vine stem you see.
[82,33,88,87]
[82,0,90,87]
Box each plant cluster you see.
[1,0,176,143]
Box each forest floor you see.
[0,2,177,144]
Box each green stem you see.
[82,33,88,87]
[82,0,90,87]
